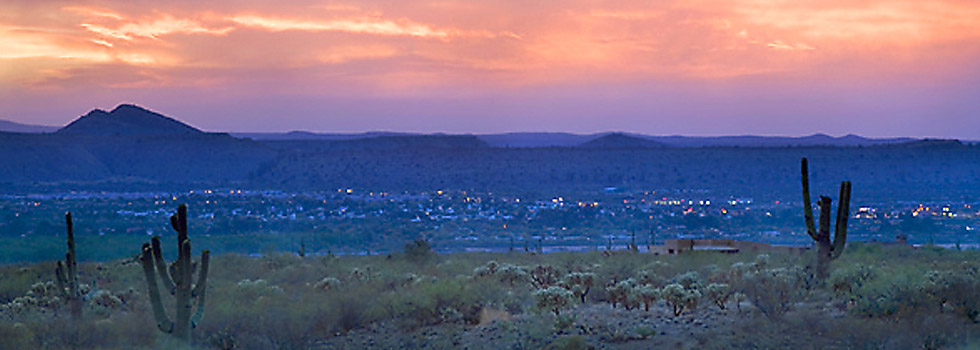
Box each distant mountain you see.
[231,131,412,141]
[2,103,972,202]
[265,134,489,153]
[478,132,596,148]
[0,119,58,133]
[58,104,202,136]
[640,133,914,148]
[579,133,667,149]
[243,131,912,148]
[0,104,274,184]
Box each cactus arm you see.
[62,212,82,319]
[801,158,819,241]
[65,213,78,297]
[171,205,188,243]
[55,260,68,297]
[174,239,193,340]
[817,196,832,243]
[140,244,174,333]
[190,250,210,328]
[831,181,851,259]
[150,237,177,295]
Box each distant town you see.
[2,186,975,262]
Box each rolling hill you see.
[1,104,977,202]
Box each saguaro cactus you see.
[54,212,82,319]
[801,158,852,280]
[139,204,210,342]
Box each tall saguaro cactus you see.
[801,158,852,280]
[55,212,82,319]
[139,204,210,342]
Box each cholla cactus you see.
[606,278,635,309]
[473,261,528,285]
[562,272,595,303]
[89,290,123,308]
[634,284,660,312]
[674,271,702,290]
[314,277,342,291]
[534,286,574,315]
[704,283,732,310]
[473,261,500,277]
[530,265,560,289]
[349,268,365,281]
[662,283,701,316]
[636,269,664,287]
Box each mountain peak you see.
[579,133,667,149]
[58,104,201,136]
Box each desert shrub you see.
[534,286,573,315]
[313,276,342,291]
[634,284,660,312]
[674,271,702,290]
[605,278,635,309]
[0,322,36,348]
[530,265,561,289]
[829,263,878,299]
[922,263,980,323]
[704,283,732,310]
[635,269,664,287]
[403,239,434,263]
[662,283,701,316]
[561,272,595,303]
[545,334,592,350]
[381,277,491,328]
[473,260,500,277]
[473,261,529,286]
[738,266,807,319]
[206,278,339,349]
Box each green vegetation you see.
[1,244,978,349]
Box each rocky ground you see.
[315,301,768,350]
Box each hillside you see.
[579,133,667,149]
[253,140,980,201]
[0,119,58,133]
[0,105,976,202]
[57,104,201,136]
[0,105,274,184]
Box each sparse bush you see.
[404,239,434,263]
[605,278,635,309]
[922,263,980,322]
[530,265,561,289]
[535,286,574,315]
[662,283,701,316]
[704,283,732,310]
[738,266,807,319]
[634,284,660,312]
[562,272,595,303]
[313,277,341,291]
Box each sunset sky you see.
[1,0,979,137]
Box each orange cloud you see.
[227,14,450,38]
[62,6,123,20]
[80,14,233,41]
[0,0,978,94]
